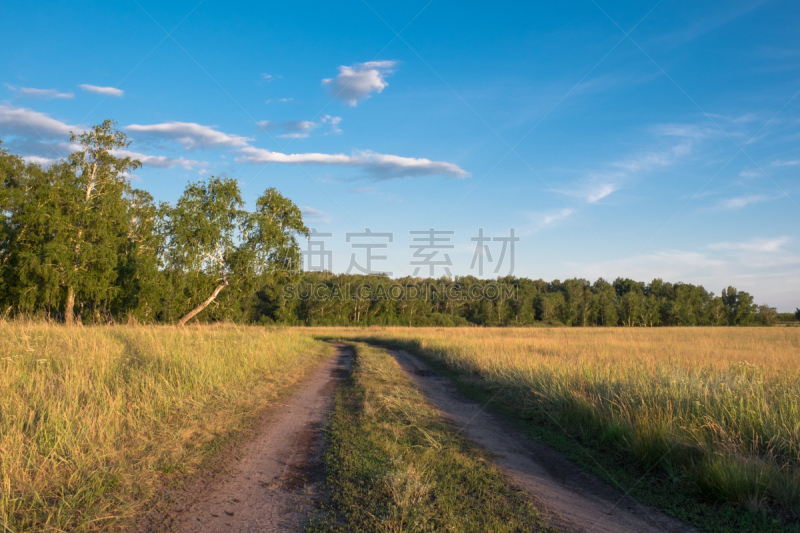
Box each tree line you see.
[267,272,794,327]
[1,121,796,327]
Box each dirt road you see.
[387,347,696,533]
[162,345,351,533]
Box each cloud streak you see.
[6,85,73,99]
[717,194,771,209]
[113,149,206,170]
[79,84,124,97]
[257,115,342,139]
[126,121,252,150]
[236,146,468,179]
[322,60,396,106]
[0,104,77,138]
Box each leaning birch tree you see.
[164,178,307,326]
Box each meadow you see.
[0,323,331,532]
[319,327,800,522]
[3,324,799,531]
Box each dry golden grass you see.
[315,327,800,518]
[0,323,330,532]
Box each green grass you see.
[0,323,332,532]
[311,342,554,533]
[345,333,800,533]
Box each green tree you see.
[63,121,141,323]
[755,304,778,326]
[721,286,757,326]
[164,178,307,326]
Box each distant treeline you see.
[1,121,797,327]
[267,272,795,327]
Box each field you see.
[2,324,799,532]
[0,323,331,532]
[320,327,800,523]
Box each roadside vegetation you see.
[0,323,330,532]
[318,327,800,530]
[313,342,553,532]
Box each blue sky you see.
[2,0,799,310]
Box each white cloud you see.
[322,60,396,106]
[236,146,468,179]
[79,84,124,97]
[125,121,252,150]
[543,208,574,224]
[651,123,713,139]
[586,183,617,203]
[258,120,318,139]
[6,85,73,99]
[113,149,206,170]
[717,194,771,209]
[739,169,761,179]
[22,155,58,166]
[612,143,690,173]
[351,186,378,193]
[0,104,77,138]
[320,115,342,135]
[261,73,281,81]
[257,115,342,139]
[771,159,800,167]
[708,236,790,253]
[301,206,324,216]
[300,206,330,224]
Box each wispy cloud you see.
[260,73,282,81]
[770,159,800,167]
[79,84,124,97]
[717,194,771,209]
[555,126,697,204]
[300,206,330,224]
[0,104,76,138]
[258,120,317,139]
[236,146,468,179]
[126,121,252,150]
[112,149,206,170]
[257,115,342,139]
[543,208,574,224]
[708,236,790,253]
[322,60,396,106]
[22,155,58,166]
[6,85,73,99]
[586,183,617,203]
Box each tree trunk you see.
[65,287,75,326]
[177,281,228,327]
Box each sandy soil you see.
[149,345,351,533]
[388,348,697,533]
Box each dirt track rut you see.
[166,345,351,533]
[387,347,697,533]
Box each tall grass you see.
[0,323,328,532]
[315,342,552,532]
[319,327,800,520]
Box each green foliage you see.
[0,123,307,325]
[260,273,767,327]
[313,343,552,532]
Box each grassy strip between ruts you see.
[352,336,799,533]
[310,342,554,533]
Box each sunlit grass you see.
[315,327,800,520]
[313,342,552,532]
[0,323,329,532]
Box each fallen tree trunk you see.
[177,280,229,327]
